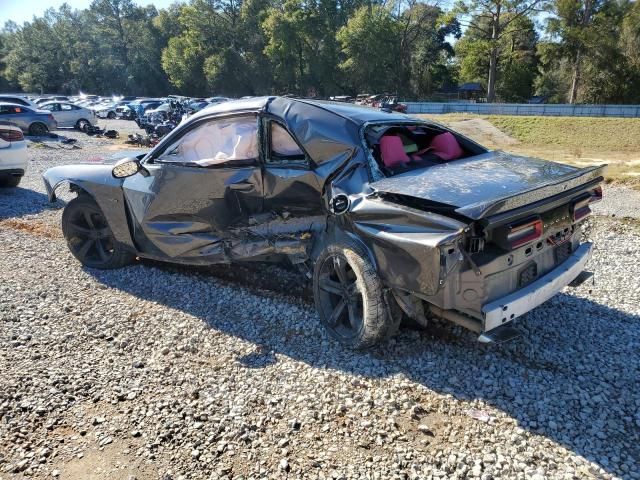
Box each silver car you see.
[0,103,57,136]
[39,101,93,130]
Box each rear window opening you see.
[364,123,487,178]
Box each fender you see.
[42,164,136,249]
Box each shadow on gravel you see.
[88,262,639,479]
[0,187,60,219]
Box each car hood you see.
[370,151,605,220]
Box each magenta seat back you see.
[379,135,410,168]
[430,132,464,160]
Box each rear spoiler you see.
[456,165,606,220]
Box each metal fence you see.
[405,102,640,118]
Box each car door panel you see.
[121,114,264,263]
[123,163,263,262]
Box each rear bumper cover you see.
[482,242,592,331]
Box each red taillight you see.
[590,186,603,203]
[572,194,591,221]
[0,128,24,142]
[507,217,543,249]
[572,187,603,221]
[48,114,55,120]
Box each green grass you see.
[486,115,640,152]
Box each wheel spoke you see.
[83,210,95,229]
[346,281,360,300]
[95,240,109,262]
[96,227,111,239]
[68,222,92,235]
[327,297,347,326]
[333,256,349,285]
[76,239,94,259]
[319,275,342,296]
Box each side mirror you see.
[112,157,142,178]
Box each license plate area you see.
[554,242,573,265]
[518,261,538,287]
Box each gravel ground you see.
[0,122,639,479]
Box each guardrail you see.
[405,102,640,117]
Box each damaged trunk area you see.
[359,121,605,338]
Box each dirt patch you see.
[0,218,62,238]
[58,443,158,480]
[447,118,519,148]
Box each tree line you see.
[1,0,639,104]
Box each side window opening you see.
[156,115,259,167]
[61,104,73,111]
[268,122,306,164]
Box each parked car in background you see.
[36,96,70,105]
[207,96,231,104]
[43,97,604,348]
[0,103,57,135]
[39,102,93,130]
[0,94,40,110]
[0,121,28,187]
[94,102,129,119]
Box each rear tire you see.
[107,112,116,119]
[62,195,135,269]
[28,122,48,136]
[76,119,91,132]
[313,240,401,349]
[0,176,21,188]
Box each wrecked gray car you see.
[43,97,604,348]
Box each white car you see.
[95,102,128,119]
[0,121,28,187]
[39,102,94,130]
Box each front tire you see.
[107,112,116,119]
[0,176,21,188]
[313,241,400,349]
[62,196,134,269]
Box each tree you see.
[456,13,538,101]
[455,0,546,102]
[337,5,402,94]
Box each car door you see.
[0,105,28,131]
[261,117,324,217]
[59,103,77,127]
[122,114,263,263]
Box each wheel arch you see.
[42,165,136,250]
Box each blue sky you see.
[0,0,177,26]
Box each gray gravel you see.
[0,124,639,479]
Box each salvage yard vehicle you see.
[39,101,93,130]
[0,121,28,187]
[0,103,57,136]
[43,97,604,348]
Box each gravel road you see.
[1,122,639,479]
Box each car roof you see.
[0,102,33,109]
[190,96,411,126]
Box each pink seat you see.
[379,135,410,168]
[429,132,464,161]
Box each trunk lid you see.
[370,151,605,220]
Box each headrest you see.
[429,132,464,161]
[379,135,410,168]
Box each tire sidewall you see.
[313,241,392,349]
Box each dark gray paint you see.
[43,96,604,321]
